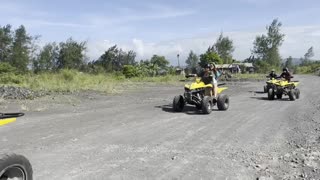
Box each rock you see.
[279,156,284,160]
[299,173,306,178]
[171,156,177,160]
[257,176,274,180]
[284,153,291,158]
[0,86,45,100]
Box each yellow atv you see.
[0,113,33,180]
[173,77,229,114]
[267,79,300,101]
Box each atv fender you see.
[218,87,228,94]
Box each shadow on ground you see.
[155,104,218,115]
[250,97,292,101]
[248,91,265,94]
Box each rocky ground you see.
[0,75,319,180]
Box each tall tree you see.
[0,24,13,62]
[121,50,136,66]
[10,25,32,72]
[150,55,169,69]
[95,45,118,72]
[214,33,234,64]
[302,46,314,65]
[185,50,199,69]
[94,45,136,72]
[284,56,294,70]
[253,19,285,67]
[304,46,314,60]
[33,42,59,72]
[57,38,86,69]
[199,51,223,68]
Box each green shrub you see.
[61,69,77,81]
[0,62,17,74]
[90,65,105,75]
[254,60,280,73]
[123,65,140,78]
[0,73,22,84]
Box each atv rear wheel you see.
[173,95,184,112]
[268,89,275,100]
[217,94,229,111]
[295,88,300,99]
[202,96,212,114]
[288,89,295,101]
[0,154,33,180]
[276,93,283,99]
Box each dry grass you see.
[0,70,185,93]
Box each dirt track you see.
[0,75,319,179]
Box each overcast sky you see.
[1,0,320,65]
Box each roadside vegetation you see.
[0,19,319,93]
[0,69,185,93]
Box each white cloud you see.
[7,18,88,28]
[132,39,145,57]
[84,9,195,28]
[87,25,320,65]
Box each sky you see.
[1,0,320,65]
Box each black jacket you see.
[268,72,278,79]
[280,72,293,82]
[198,71,213,85]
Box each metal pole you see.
[177,54,180,68]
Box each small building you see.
[175,67,185,76]
[216,63,254,74]
[215,64,241,74]
[234,63,255,73]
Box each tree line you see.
[1,20,319,78]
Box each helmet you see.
[204,64,211,69]
[283,67,288,72]
[271,69,275,72]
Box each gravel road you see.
[0,75,319,180]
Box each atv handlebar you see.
[185,74,197,78]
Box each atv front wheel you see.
[267,89,275,100]
[202,96,212,114]
[288,90,295,101]
[173,95,185,112]
[217,94,229,111]
[295,88,300,99]
[0,154,33,180]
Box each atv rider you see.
[267,69,277,80]
[198,63,221,99]
[279,68,293,82]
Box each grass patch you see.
[0,70,186,93]
[130,75,184,83]
[227,73,266,81]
